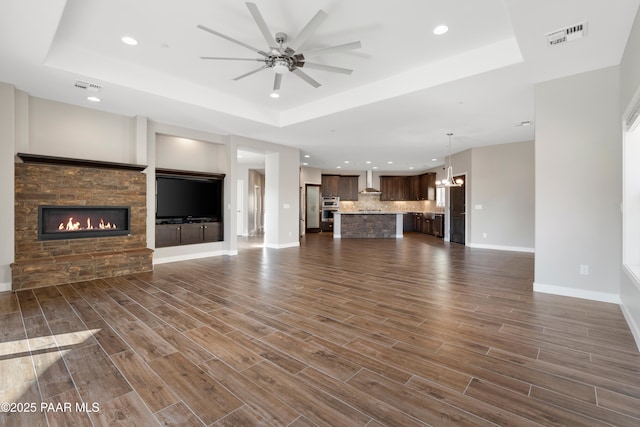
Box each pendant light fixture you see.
[438,133,463,187]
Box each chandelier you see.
[438,133,463,187]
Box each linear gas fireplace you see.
[38,205,131,241]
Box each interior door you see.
[237,180,244,236]
[305,184,321,233]
[449,175,465,244]
[254,185,262,233]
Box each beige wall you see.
[0,83,15,290]
[28,97,135,163]
[156,133,224,174]
[470,140,535,251]
[535,65,621,302]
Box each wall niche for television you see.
[155,168,225,248]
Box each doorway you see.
[237,180,244,236]
[253,184,263,235]
[305,184,321,233]
[449,175,466,245]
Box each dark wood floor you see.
[1,232,640,426]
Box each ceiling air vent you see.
[546,21,587,46]
[74,80,102,93]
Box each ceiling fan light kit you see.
[198,2,361,96]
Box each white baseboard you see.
[153,250,237,265]
[468,243,535,253]
[533,282,621,304]
[0,281,11,292]
[264,241,300,249]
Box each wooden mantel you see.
[17,153,147,172]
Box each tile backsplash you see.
[339,193,443,213]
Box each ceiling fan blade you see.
[301,41,362,59]
[300,62,353,75]
[291,68,321,88]
[245,2,277,49]
[288,9,328,52]
[233,64,269,81]
[200,57,266,61]
[197,24,267,57]
[273,73,282,91]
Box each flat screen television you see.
[156,176,221,221]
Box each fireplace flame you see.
[58,217,116,231]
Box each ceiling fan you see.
[197,2,361,95]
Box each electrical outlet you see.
[580,264,589,275]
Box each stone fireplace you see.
[12,154,153,290]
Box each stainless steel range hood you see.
[361,170,381,194]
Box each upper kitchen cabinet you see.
[380,172,436,201]
[408,175,420,200]
[322,174,359,200]
[338,175,359,201]
[321,175,340,197]
[419,173,436,200]
[380,176,408,201]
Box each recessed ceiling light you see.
[387,161,393,164]
[409,167,414,170]
[344,160,350,164]
[302,162,308,166]
[121,36,138,46]
[433,25,449,35]
[432,158,438,162]
[304,154,310,158]
[337,166,342,169]
[373,166,378,169]
[365,161,371,164]
[86,96,101,102]
[270,91,280,98]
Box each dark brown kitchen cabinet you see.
[408,175,420,200]
[380,176,408,201]
[433,214,444,237]
[338,175,359,201]
[403,213,414,232]
[322,174,359,200]
[381,173,435,201]
[321,175,340,197]
[419,173,437,200]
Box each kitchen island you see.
[333,212,404,238]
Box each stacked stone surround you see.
[12,161,153,290]
[340,214,397,238]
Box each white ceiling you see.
[1,0,638,172]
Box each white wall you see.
[469,141,535,251]
[231,135,300,249]
[0,84,15,291]
[620,8,640,348]
[534,66,622,303]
